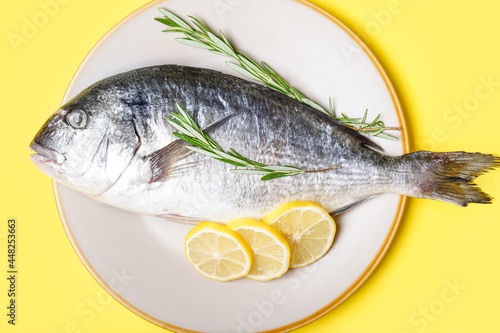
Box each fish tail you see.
[403,151,500,206]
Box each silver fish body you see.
[30,65,499,223]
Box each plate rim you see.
[52,0,409,332]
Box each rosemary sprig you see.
[166,104,339,181]
[331,105,400,140]
[155,8,398,140]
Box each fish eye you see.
[66,109,88,129]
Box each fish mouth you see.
[29,142,66,165]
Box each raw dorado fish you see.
[30,65,499,223]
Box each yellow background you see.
[1,0,499,332]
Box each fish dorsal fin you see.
[147,113,236,183]
[312,109,384,151]
[333,119,383,151]
[349,128,383,151]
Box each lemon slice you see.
[185,222,253,281]
[226,218,291,281]
[262,201,336,268]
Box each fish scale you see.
[30,65,499,223]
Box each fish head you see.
[30,83,142,196]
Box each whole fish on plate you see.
[30,65,499,223]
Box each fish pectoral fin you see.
[147,112,238,183]
[329,196,376,215]
[156,212,206,224]
[147,138,193,183]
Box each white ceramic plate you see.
[55,0,408,332]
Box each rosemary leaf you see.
[230,169,270,175]
[188,16,210,34]
[185,146,221,159]
[158,8,193,31]
[209,49,229,57]
[225,62,261,81]
[300,98,327,114]
[176,38,212,49]
[374,133,398,140]
[236,54,262,77]
[361,109,368,124]
[261,172,296,181]
[171,132,204,147]
[262,165,303,172]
